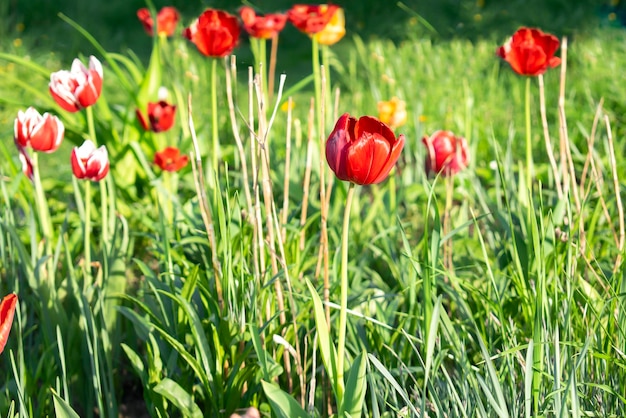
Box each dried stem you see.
[225,56,253,219]
[605,115,624,272]
[187,94,223,310]
[538,74,562,198]
[281,97,293,243]
[579,99,604,199]
[249,66,263,284]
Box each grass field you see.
[1,0,626,417]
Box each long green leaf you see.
[341,351,367,418]
[153,378,203,418]
[51,389,81,418]
[261,381,309,418]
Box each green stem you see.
[211,58,219,173]
[321,44,332,122]
[337,182,356,400]
[259,38,267,101]
[312,38,322,134]
[525,76,532,194]
[31,152,53,252]
[84,180,92,287]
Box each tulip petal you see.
[325,113,352,181]
[372,134,405,184]
[0,294,17,355]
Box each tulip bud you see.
[422,130,469,177]
[154,147,188,172]
[14,107,64,153]
[71,140,110,181]
[136,101,176,133]
[326,113,405,185]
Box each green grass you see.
[1,0,626,417]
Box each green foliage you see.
[1,1,626,417]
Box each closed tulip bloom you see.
[497,27,561,76]
[422,130,469,177]
[239,7,287,39]
[312,6,345,45]
[136,101,176,133]
[154,147,189,172]
[137,7,180,37]
[71,140,110,181]
[0,293,17,355]
[326,113,405,185]
[377,97,407,129]
[287,4,340,35]
[49,56,103,112]
[183,9,240,57]
[14,107,64,153]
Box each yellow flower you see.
[280,99,295,112]
[313,6,345,46]
[377,97,407,129]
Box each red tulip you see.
[14,107,64,153]
[137,7,180,37]
[154,147,189,172]
[287,4,340,35]
[422,130,469,177]
[239,6,287,39]
[136,101,176,133]
[183,9,240,57]
[497,27,561,76]
[0,294,17,355]
[49,56,103,112]
[326,113,405,185]
[71,140,110,181]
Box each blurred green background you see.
[3,0,619,62]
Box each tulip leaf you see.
[306,279,339,399]
[261,380,309,418]
[153,378,203,418]
[51,389,81,418]
[340,350,368,418]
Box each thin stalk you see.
[337,182,356,400]
[299,99,315,253]
[211,58,219,173]
[525,76,532,194]
[268,34,279,102]
[281,97,293,242]
[538,74,562,198]
[84,180,92,288]
[312,38,322,134]
[188,94,223,310]
[31,153,52,252]
[319,65,330,325]
[605,115,624,273]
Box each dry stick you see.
[248,66,265,322]
[579,100,604,198]
[187,94,223,310]
[444,175,454,270]
[225,56,253,220]
[263,76,307,404]
[605,115,625,273]
[299,99,315,254]
[254,73,292,392]
[538,74,563,199]
[281,97,294,243]
[558,37,570,198]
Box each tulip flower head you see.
[497,27,561,76]
[287,4,340,35]
[326,113,405,185]
[154,147,189,172]
[183,9,240,57]
[49,56,103,112]
[312,6,345,45]
[239,6,287,39]
[136,101,176,133]
[137,7,180,37]
[0,293,17,355]
[377,97,407,129]
[422,130,469,177]
[14,107,64,153]
[71,140,110,181]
